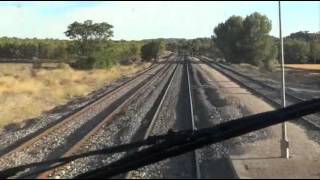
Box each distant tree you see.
[284,40,310,64]
[65,20,113,55]
[141,40,164,62]
[158,40,166,55]
[241,12,276,67]
[65,20,113,41]
[166,41,179,52]
[310,41,320,64]
[141,42,154,62]
[287,31,313,41]
[213,12,277,69]
[128,43,141,63]
[189,39,201,55]
[170,38,222,58]
[65,20,114,68]
[213,16,244,63]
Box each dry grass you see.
[233,63,320,72]
[0,63,150,129]
[285,64,320,71]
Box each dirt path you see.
[196,59,320,179]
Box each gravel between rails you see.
[129,61,197,179]
[44,61,178,179]
[0,64,165,174]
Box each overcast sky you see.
[0,1,319,40]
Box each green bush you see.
[77,41,143,69]
[284,40,310,64]
[141,40,165,62]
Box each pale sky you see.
[0,1,319,40]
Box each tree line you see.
[0,20,166,69]
[165,38,221,58]
[212,12,320,68]
[284,31,320,64]
[0,37,70,60]
[1,16,318,69]
[166,12,319,69]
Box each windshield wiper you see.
[1,98,320,179]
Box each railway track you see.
[0,57,173,178]
[197,56,320,129]
[125,57,201,179]
[0,63,158,155]
[125,62,179,178]
[36,59,178,179]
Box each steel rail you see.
[125,58,180,179]
[186,57,201,179]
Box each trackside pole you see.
[279,1,290,159]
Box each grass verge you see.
[0,63,150,129]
